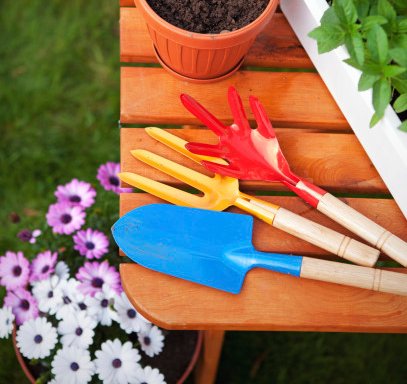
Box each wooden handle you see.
[318,193,407,267]
[263,206,379,267]
[300,257,407,296]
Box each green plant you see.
[309,0,407,130]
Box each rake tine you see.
[180,93,227,136]
[201,161,245,179]
[145,127,227,165]
[249,95,276,139]
[227,86,251,134]
[131,149,215,193]
[185,142,225,159]
[119,172,204,207]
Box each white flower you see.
[32,275,63,314]
[58,311,97,349]
[95,339,141,384]
[0,306,14,339]
[86,285,117,326]
[75,293,96,319]
[52,346,94,384]
[30,229,42,244]
[33,275,90,320]
[55,261,70,280]
[135,366,166,384]
[138,325,165,357]
[114,291,150,334]
[55,278,81,319]
[16,317,58,359]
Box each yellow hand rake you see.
[119,127,380,267]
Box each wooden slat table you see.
[119,3,407,383]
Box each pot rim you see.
[136,0,279,40]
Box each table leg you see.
[194,330,225,384]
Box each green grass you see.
[217,331,407,383]
[1,1,407,383]
[0,0,120,249]
[0,0,119,382]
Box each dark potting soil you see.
[146,0,270,34]
[136,330,200,384]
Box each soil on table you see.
[146,0,270,34]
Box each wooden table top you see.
[119,3,407,332]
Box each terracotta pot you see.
[13,326,203,384]
[134,0,279,82]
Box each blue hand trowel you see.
[112,204,407,296]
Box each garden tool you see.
[112,204,407,296]
[119,127,380,267]
[182,86,407,267]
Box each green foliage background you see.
[0,0,406,383]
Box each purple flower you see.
[46,203,86,235]
[73,229,109,260]
[4,288,39,325]
[17,229,42,244]
[30,251,58,282]
[76,261,122,297]
[0,251,30,290]
[97,162,132,194]
[55,179,96,209]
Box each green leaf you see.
[398,18,407,33]
[334,0,358,24]
[372,78,392,117]
[370,112,383,127]
[367,25,389,64]
[362,62,383,75]
[354,0,370,18]
[369,3,379,14]
[389,0,407,13]
[344,57,363,70]
[320,5,342,26]
[361,15,388,31]
[345,32,365,65]
[383,65,406,78]
[392,76,407,94]
[390,47,407,67]
[394,93,407,113]
[358,73,380,91]
[399,120,407,132]
[308,25,345,53]
[377,0,397,22]
[344,59,383,75]
[393,34,407,50]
